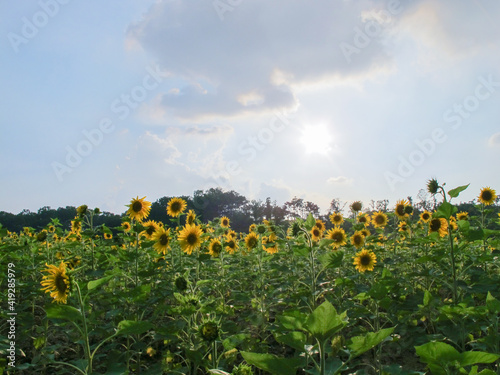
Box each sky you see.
[1,0,499,215]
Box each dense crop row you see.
[1,181,499,374]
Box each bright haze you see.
[1,0,499,214]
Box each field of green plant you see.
[1,181,499,375]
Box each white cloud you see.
[126,0,395,120]
[327,176,353,185]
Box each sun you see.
[300,124,333,155]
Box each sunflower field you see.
[1,181,500,375]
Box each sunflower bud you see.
[76,204,88,217]
[175,276,188,291]
[200,321,219,342]
[232,363,254,375]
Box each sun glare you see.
[300,124,333,155]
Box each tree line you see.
[0,187,496,234]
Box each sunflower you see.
[264,244,279,254]
[350,231,365,249]
[226,229,237,239]
[76,204,88,217]
[208,238,223,257]
[326,228,347,249]
[371,211,388,228]
[224,235,238,254]
[478,187,497,205]
[353,249,377,273]
[153,227,171,255]
[249,224,257,232]
[350,201,363,212]
[178,224,203,255]
[245,232,259,251]
[48,225,56,233]
[429,218,448,237]
[314,219,326,232]
[141,220,159,240]
[398,221,409,233]
[394,199,410,220]
[456,212,469,221]
[121,221,132,232]
[360,228,371,238]
[40,261,71,304]
[186,210,197,225]
[71,219,81,233]
[167,197,187,217]
[357,213,371,227]
[103,232,113,240]
[419,211,432,223]
[329,212,344,227]
[449,216,458,231]
[220,216,230,228]
[310,226,323,241]
[126,196,151,222]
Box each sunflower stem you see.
[448,226,458,304]
[75,282,92,374]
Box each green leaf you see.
[305,213,316,230]
[486,292,500,314]
[347,327,394,359]
[436,202,457,218]
[116,320,153,336]
[466,229,485,241]
[240,352,303,375]
[275,331,307,352]
[321,250,344,269]
[87,275,115,291]
[423,291,432,307]
[278,310,308,331]
[448,184,469,198]
[304,301,347,342]
[459,351,500,366]
[415,342,460,370]
[45,304,82,322]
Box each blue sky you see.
[1,0,499,215]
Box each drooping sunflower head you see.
[329,212,344,227]
[350,231,365,249]
[126,196,151,222]
[208,238,223,257]
[395,199,410,220]
[419,211,432,223]
[350,201,363,212]
[71,219,82,233]
[326,228,347,249]
[36,230,48,243]
[478,187,497,206]
[353,249,377,273]
[429,218,448,237]
[153,227,171,255]
[245,232,259,251]
[40,261,71,304]
[177,224,203,255]
[167,197,187,218]
[427,178,440,195]
[186,210,196,225]
[220,216,230,228]
[371,212,388,228]
[142,220,159,240]
[456,211,469,221]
